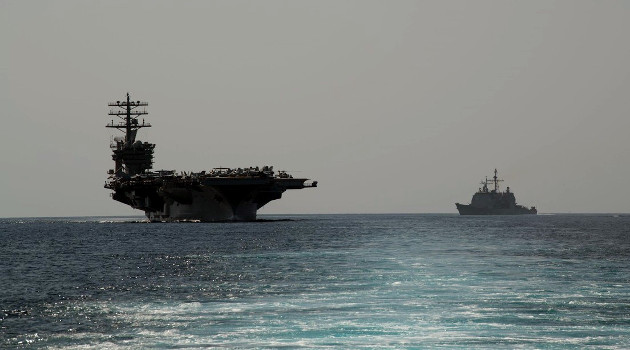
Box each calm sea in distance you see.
[1,214,629,349]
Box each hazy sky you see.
[2,0,629,217]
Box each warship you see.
[455,169,537,215]
[104,93,317,222]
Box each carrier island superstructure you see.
[104,93,317,222]
[455,169,537,215]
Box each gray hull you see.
[110,177,315,222]
[456,203,537,215]
[146,186,258,222]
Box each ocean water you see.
[1,214,629,349]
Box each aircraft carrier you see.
[104,93,317,222]
[455,169,537,215]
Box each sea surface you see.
[1,214,629,349]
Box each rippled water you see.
[1,214,629,348]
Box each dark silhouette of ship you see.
[456,169,536,215]
[104,93,317,222]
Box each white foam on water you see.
[5,214,630,349]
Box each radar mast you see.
[106,93,154,176]
[492,168,504,192]
[107,93,150,145]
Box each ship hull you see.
[146,187,259,222]
[109,177,314,222]
[456,203,537,215]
